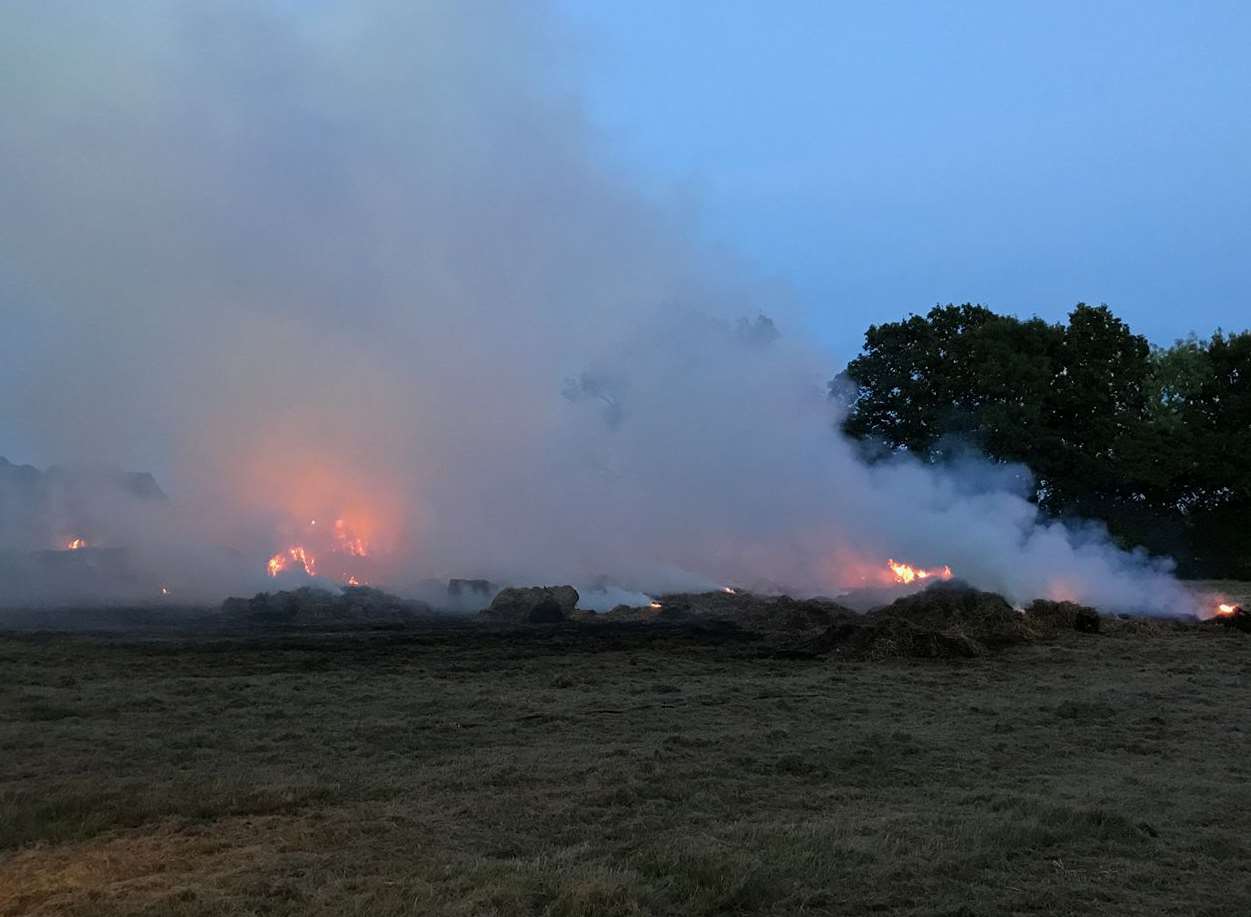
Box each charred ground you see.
[1,585,1249,915]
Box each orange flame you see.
[1217,603,1237,616]
[887,558,953,585]
[266,518,372,583]
[66,538,87,550]
[267,545,317,578]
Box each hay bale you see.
[527,597,566,623]
[1025,599,1101,634]
[482,585,579,624]
[447,578,494,598]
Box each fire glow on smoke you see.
[266,518,371,585]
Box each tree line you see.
[835,303,1251,578]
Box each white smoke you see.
[0,2,1196,615]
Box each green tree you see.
[838,303,1186,565]
[840,307,1251,576]
[838,304,1057,459]
[1043,304,1152,519]
[1180,331,1251,576]
[1146,335,1212,433]
[839,303,1153,514]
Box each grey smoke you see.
[0,2,1196,615]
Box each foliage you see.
[838,305,1251,577]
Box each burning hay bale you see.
[1213,604,1250,633]
[221,586,431,626]
[481,585,579,624]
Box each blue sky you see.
[559,0,1250,360]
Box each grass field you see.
[1,610,1249,916]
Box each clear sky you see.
[558,0,1251,360]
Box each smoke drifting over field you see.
[0,3,1195,614]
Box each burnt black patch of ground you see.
[2,605,1250,916]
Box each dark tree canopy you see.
[837,304,1251,577]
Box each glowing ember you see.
[887,558,953,585]
[722,586,737,595]
[1212,602,1249,630]
[65,538,87,550]
[649,601,663,609]
[346,575,361,586]
[267,545,317,577]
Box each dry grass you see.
[2,611,1250,916]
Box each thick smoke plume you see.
[0,2,1196,615]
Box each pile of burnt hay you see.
[592,583,1108,659]
[221,586,432,627]
[816,581,1024,659]
[874,580,1031,640]
[599,591,858,635]
[727,594,859,635]
[812,617,986,660]
[805,581,1106,660]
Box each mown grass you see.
[1,617,1249,915]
